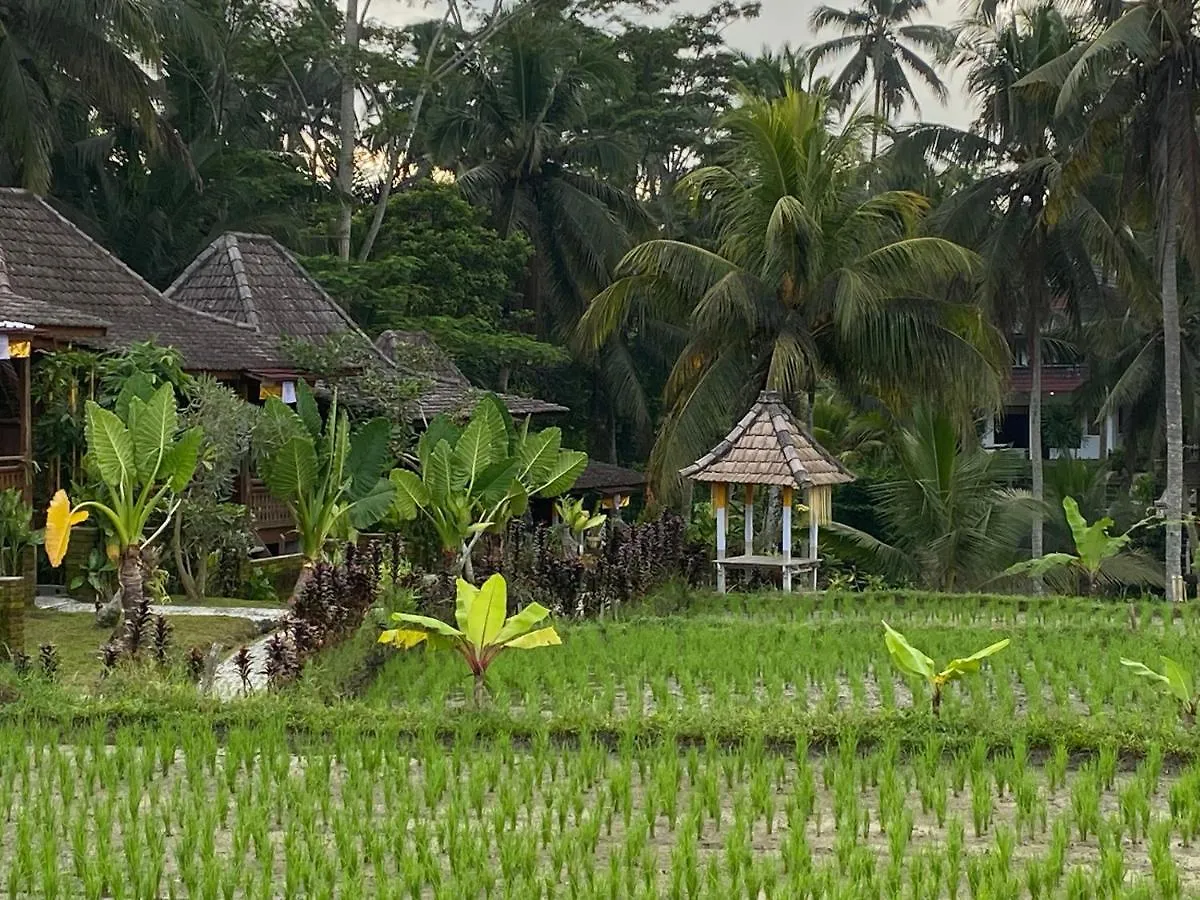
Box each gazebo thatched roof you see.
[680,390,854,488]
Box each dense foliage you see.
[5,0,1198,591]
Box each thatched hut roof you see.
[680,390,854,488]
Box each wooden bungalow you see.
[167,233,566,545]
[682,390,854,592]
[0,190,305,513]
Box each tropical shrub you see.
[253,381,394,599]
[496,512,705,617]
[1002,497,1160,595]
[389,395,586,579]
[45,382,201,616]
[831,410,1035,590]
[172,377,259,603]
[378,573,561,704]
[0,489,40,577]
[882,621,1010,716]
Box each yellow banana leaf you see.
[45,490,88,568]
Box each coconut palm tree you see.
[426,14,646,339]
[578,89,1005,498]
[733,44,825,100]
[1018,0,1200,599]
[830,408,1037,591]
[891,4,1137,567]
[0,0,190,192]
[808,0,953,158]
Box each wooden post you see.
[714,482,727,593]
[743,484,754,556]
[808,486,819,590]
[20,355,31,504]
[782,485,793,592]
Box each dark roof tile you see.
[0,190,290,371]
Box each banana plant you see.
[253,381,394,599]
[390,395,587,579]
[556,496,606,554]
[882,621,1011,716]
[1120,656,1198,725]
[1001,497,1159,595]
[378,573,560,704]
[45,382,201,617]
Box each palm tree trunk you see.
[118,545,145,618]
[1162,184,1184,601]
[870,77,882,161]
[291,559,316,606]
[1028,306,1044,566]
[336,0,360,261]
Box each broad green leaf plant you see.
[1120,657,1198,726]
[378,573,561,704]
[556,496,607,554]
[882,622,1011,716]
[45,382,201,616]
[389,395,587,579]
[253,381,394,599]
[1001,497,1159,595]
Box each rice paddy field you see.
[5,590,1200,898]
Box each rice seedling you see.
[3,590,1200,894]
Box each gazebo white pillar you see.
[743,484,754,556]
[714,482,727,593]
[807,486,819,590]
[781,486,793,592]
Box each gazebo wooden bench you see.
[681,390,854,593]
[715,554,821,591]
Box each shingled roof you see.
[0,245,109,334]
[0,190,292,372]
[166,233,359,340]
[572,461,647,494]
[168,236,566,419]
[375,330,567,419]
[681,390,854,488]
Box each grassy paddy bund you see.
[4,590,1200,898]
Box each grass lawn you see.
[166,594,287,610]
[22,607,260,686]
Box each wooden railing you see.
[247,479,294,532]
[0,459,25,495]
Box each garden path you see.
[35,595,289,699]
[34,595,287,628]
[210,630,282,699]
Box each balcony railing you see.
[0,458,26,495]
[246,478,293,532]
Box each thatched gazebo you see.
[681,390,854,592]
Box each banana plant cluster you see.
[1002,497,1159,595]
[378,573,560,704]
[555,496,607,555]
[882,622,1011,716]
[45,382,201,616]
[389,396,587,579]
[253,381,394,598]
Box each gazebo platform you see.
[716,554,820,589]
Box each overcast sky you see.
[367,0,977,128]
